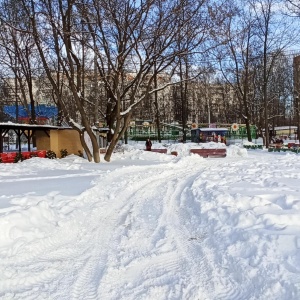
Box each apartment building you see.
[0,69,238,128]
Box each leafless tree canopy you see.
[0,0,299,160]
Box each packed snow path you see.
[1,148,300,299]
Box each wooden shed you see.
[0,123,83,158]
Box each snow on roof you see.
[198,127,229,131]
[274,126,297,130]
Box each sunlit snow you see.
[0,141,300,299]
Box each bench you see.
[0,152,16,163]
[269,143,283,149]
[0,150,47,163]
[190,148,226,158]
[22,151,32,159]
[31,150,47,158]
[287,143,299,149]
[149,149,167,154]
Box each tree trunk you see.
[154,61,161,143]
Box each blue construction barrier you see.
[4,104,58,119]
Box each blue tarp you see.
[4,105,58,119]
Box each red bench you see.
[22,151,32,159]
[0,152,16,163]
[190,148,226,158]
[37,150,47,158]
[30,150,47,158]
[287,143,299,149]
[0,150,47,163]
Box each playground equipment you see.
[227,124,257,140]
[191,127,228,143]
[128,120,257,143]
[128,121,184,141]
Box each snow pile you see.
[0,144,300,299]
[226,145,248,157]
[130,142,246,158]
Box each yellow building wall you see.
[35,130,51,150]
[50,130,83,158]
[35,129,83,158]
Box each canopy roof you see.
[191,127,229,132]
[0,122,68,131]
[0,122,71,153]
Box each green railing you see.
[227,125,257,139]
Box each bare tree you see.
[286,0,300,14]
[217,0,297,145]
[15,0,105,162]
[250,0,297,147]
[0,0,42,125]
[87,0,216,160]
[11,0,229,162]
[217,0,261,142]
[285,1,300,141]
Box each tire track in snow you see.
[69,163,187,299]
[85,161,191,299]
[0,168,125,299]
[130,156,254,300]
[95,157,220,300]
[187,164,248,300]
[161,169,216,299]
[0,156,250,300]
[99,157,243,299]
[96,164,192,299]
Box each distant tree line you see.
[0,0,299,162]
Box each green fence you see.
[227,125,257,139]
[128,123,257,142]
[128,124,185,142]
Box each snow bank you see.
[1,142,300,299]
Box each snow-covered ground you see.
[1,142,300,300]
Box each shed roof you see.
[0,122,71,131]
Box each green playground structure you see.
[227,124,257,140]
[128,121,183,141]
[127,120,257,142]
